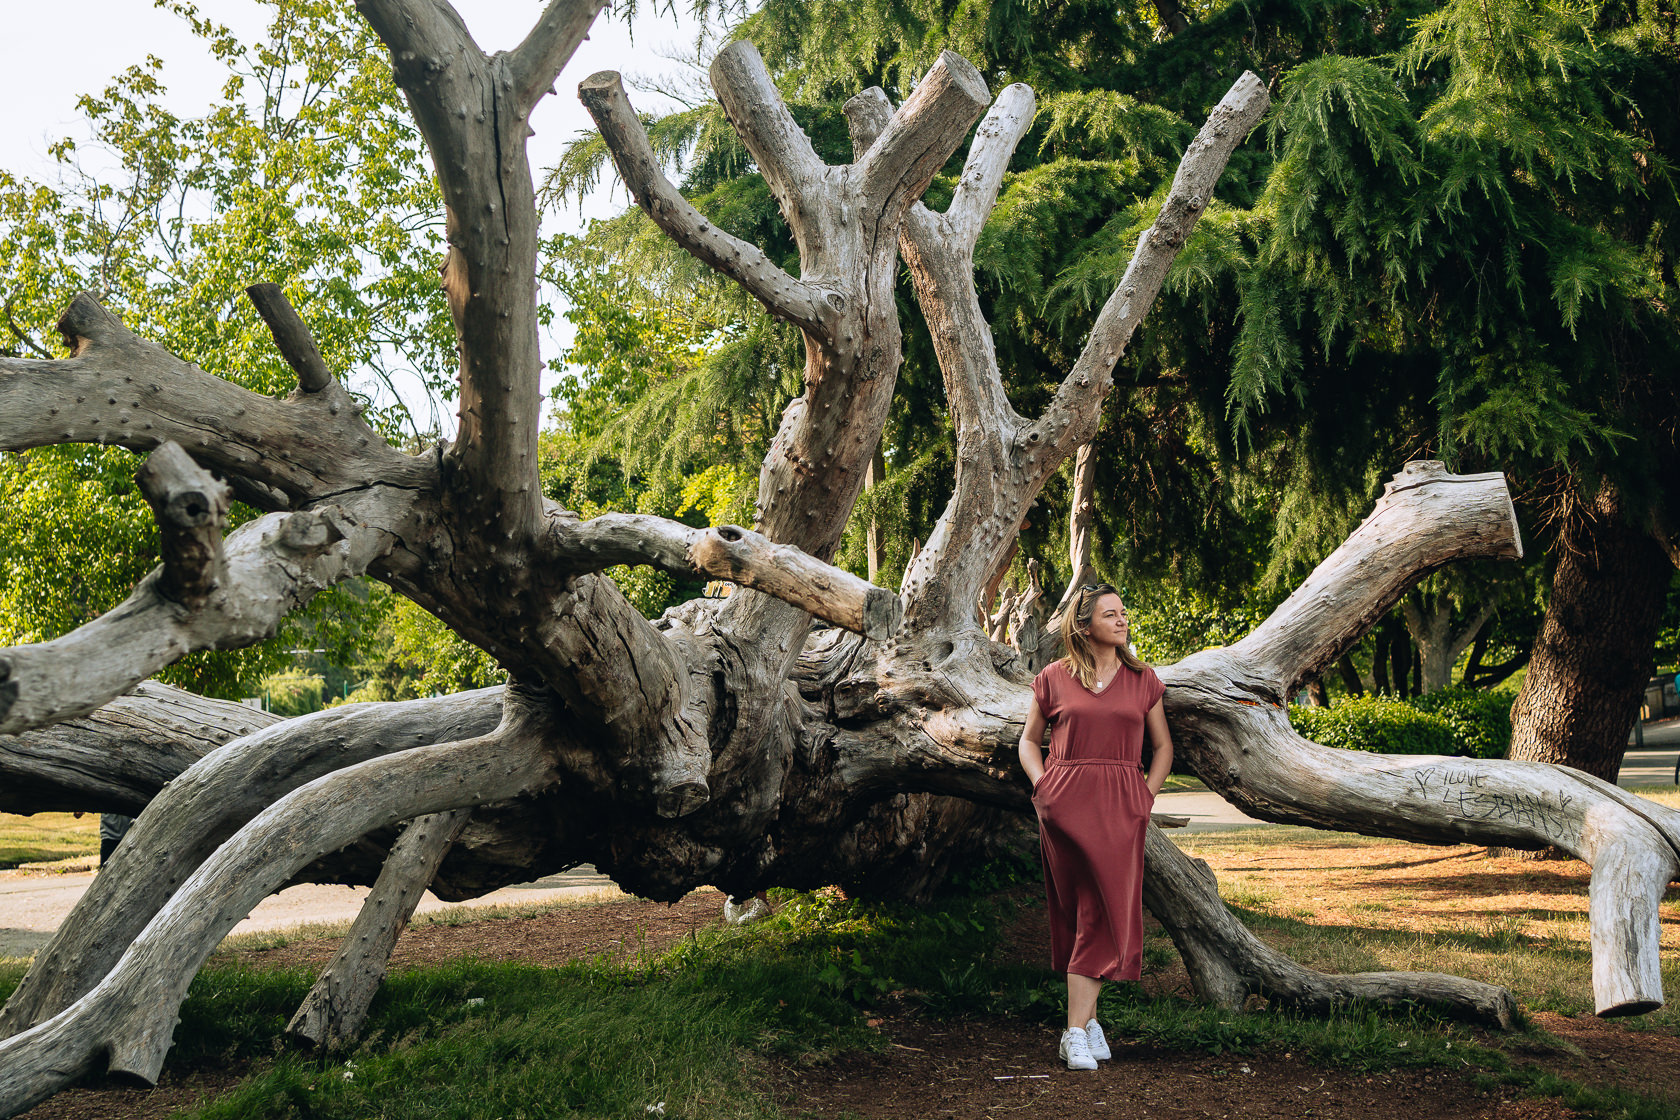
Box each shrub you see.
[1289,688,1512,759]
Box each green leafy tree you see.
[0,0,459,696]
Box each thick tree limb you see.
[578,71,832,339]
[546,513,901,639]
[288,808,472,1049]
[0,682,277,815]
[0,710,557,1115]
[1162,465,1680,1015]
[853,51,993,219]
[0,689,505,1038]
[890,73,1268,637]
[0,293,432,504]
[506,0,608,112]
[0,488,410,737]
[708,41,827,215]
[134,442,230,607]
[1230,462,1522,698]
[358,0,552,534]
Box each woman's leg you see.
[1067,972,1102,1029]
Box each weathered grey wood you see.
[8,11,1676,1113]
[1141,825,1518,1027]
[0,485,417,738]
[245,283,334,392]
[578,71,830,338]
[0,292,434,503]
[886,73,1270,638]
[288,809,472,1049]
[134,442,230,607]
[546,514,901,638]
[0,682,277,815]
[0,714,555,1115]
[0,690,505,1039]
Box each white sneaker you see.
[723,896,771,925]
[1084,1018,1111,1060]
[1058,1026,1098,1071]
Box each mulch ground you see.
[16,844,1680,1120]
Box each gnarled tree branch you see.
[577,70,832,339]
[546,513,901,639]
[0,689,506,1039]
[0,292,433,505]
[0,701,557,1116]
[0,483,413,737]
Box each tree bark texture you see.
[1509,480,1670,782]
[2,5,1672,1111]
[287,809,473,1049]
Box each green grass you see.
[0,812,99,868]
[5,834,1678,1118]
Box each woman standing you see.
[1017,583,1173,1071]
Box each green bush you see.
[1289,688,1512,759]
[1411,687,1515,759]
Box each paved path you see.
[0,865,621,960]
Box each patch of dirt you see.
[1516,1011,1680,1111]
[770,1014,1581,1120]
[215,887,728,972]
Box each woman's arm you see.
[1018,697,1048,787]
[1143,699,1174,797]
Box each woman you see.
[1017,583,1173,1071]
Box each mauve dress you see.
[1030,659,1165,982]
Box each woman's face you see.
[1086,592,1129,650]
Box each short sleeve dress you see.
[1030,659,1166,982]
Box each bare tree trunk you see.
[1336,653,1364,697]
[288,809,472,1049]
[1509,482,1670,782]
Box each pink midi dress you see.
[1029,659,1165,982]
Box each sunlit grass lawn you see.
[0,812,99,868]
[1168,786,1680,1031]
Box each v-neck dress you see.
[1029,659,1165,982]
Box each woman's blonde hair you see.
[1059,582,1146,688]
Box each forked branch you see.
[892,73,1269,635]
[578,70,832,339]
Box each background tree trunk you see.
[1509,481,1670,782]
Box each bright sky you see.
[0,1,710,430]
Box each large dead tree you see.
[1,3,1675,1113]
